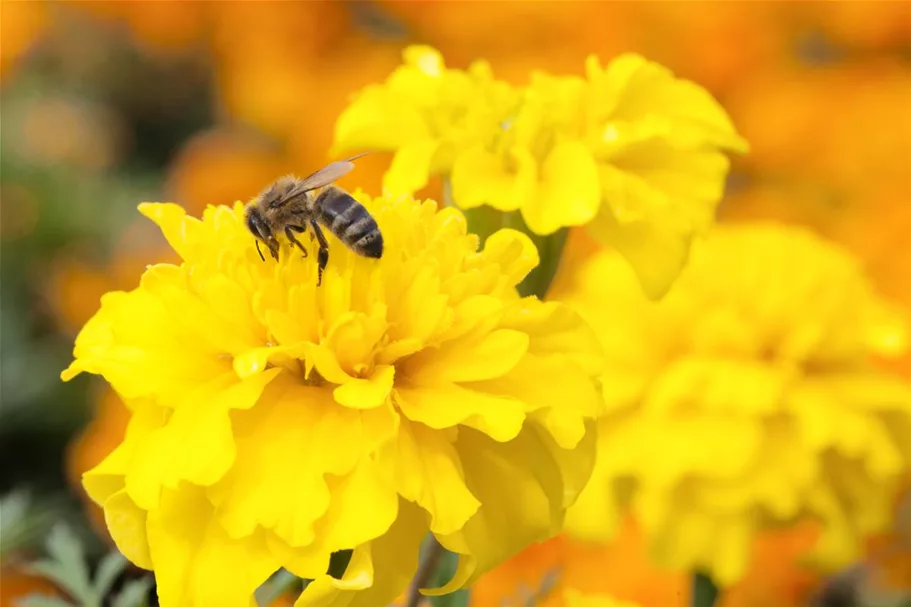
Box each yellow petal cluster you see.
[554,222,911,586]
[61,192,604,607]
[332,45,749,298]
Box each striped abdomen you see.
[314,186,384,258]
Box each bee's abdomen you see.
[315,187,384,258]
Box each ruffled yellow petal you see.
[433,423,597,592]
[103,490,153,570]
[406,329,529,384]
[394,385,525,442]
[125,368,281,510]
[450,145,536,212]
[210,376,398,548]
[267,451,402,580]
[469,230,540,290]
[382,139,439,196]
[562,436,622,542]
[381,419,480,536]
[333,365,395,409]
[294,545,372,607]
[498,299,605,380]
[295,500,427,607]
[585,183,693,300]
[586,53,748,153]
[137,202,203,263]
[521,141,601,235]
[83,399,169,505]
[147,486,280,607]
[331,89,430,158]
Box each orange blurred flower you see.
[18,97,127,171]
[379,1,595,58]
[211,1,357,139]
[164,127,293,214]
[378,1,791,96]
[718,524,822,607]
[472,519,822,607]
[797,0,911,51]
[622,2,789,96]
[834,194,911,308]
[63,0,208,56]
[378,1,636,83]
[46,249,156,335]
[0,563,62,607]
[279,36,404,192]
[726,58,911,193]
[0,0,48,84]
[164,124,396,221]
[65,386,130,544]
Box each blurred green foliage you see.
[0,8,213,565]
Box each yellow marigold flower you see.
[554,223,911,586]
[332,45,519,196]
[61,191,604,607]
[332,45,748,299]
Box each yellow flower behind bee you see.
[61,191,604,607]
[553,222,911,586]
[332,45,748,299]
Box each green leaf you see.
[27,525,95,604]
[111,577,154,607]
[14,595,74,607]
[0,490,67,558]
[19,523,142,607]
[94,551,128,598]
[0,490,33,556]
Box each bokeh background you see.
[1,1,909,606]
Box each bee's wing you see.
[296,152,370,193]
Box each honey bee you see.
[244,153,383,286]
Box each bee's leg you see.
[255,240,266,262]
[310,220,330,287]
[285,225,308,258]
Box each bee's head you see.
[245,204,265,238]
[245,204,278,261]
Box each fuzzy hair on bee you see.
[244,154,383,287]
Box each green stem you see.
[405,535,445,607]
[692,572,719,607]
